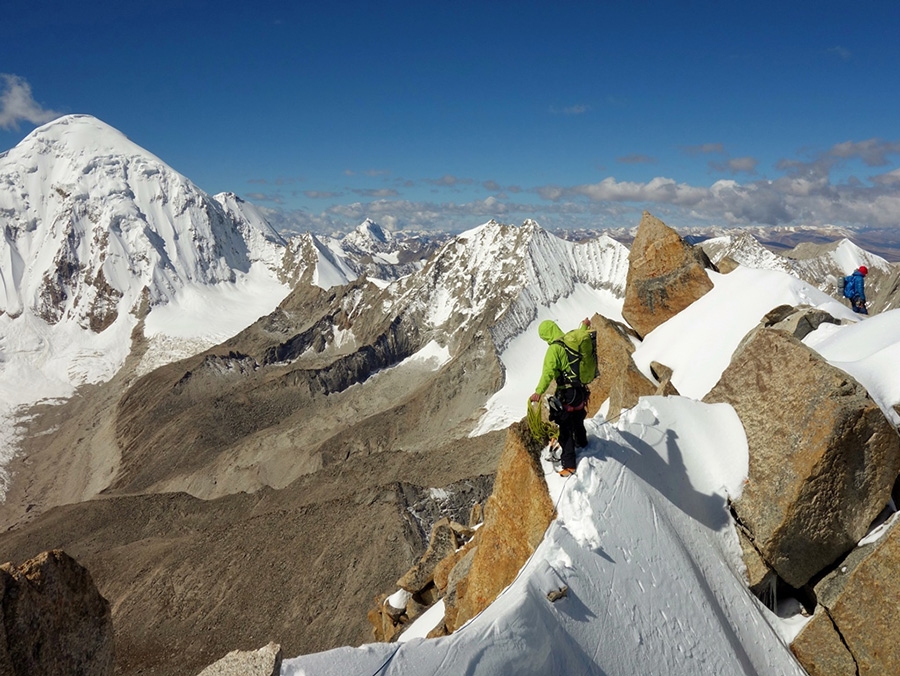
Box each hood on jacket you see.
[538,320,564,344]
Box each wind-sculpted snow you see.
[805,308,900,426]
[282,398,806,676]
[383,219,628,353]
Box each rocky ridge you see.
[361,212,900,676]
[0,549,113,675]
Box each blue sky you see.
[3,1,900,234]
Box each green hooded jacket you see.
[534,320,589,395]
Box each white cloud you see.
[548,177,708,207]
[720,156,758,174]
[829,139,900,166]
[0,74,61,130]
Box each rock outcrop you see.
[705,326,900,588]
[443,421,555,631]
[370,421,555,641]
[608,361,658,416]
[792,518,900,675]
[368,517,477,642]
[649,361,679,397]
[622,211,715,338]
[397,517,461,593]
[790,611,858,676]
[0,550,114,676]
[586,313,675,416]
[760,304,841,341]
[196,642,282,676]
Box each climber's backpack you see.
[842,275,855,299]
[555,330,599,388]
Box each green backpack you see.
[555,329,599,387]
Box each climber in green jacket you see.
[530,318,591,477]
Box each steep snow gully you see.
[282,397,806,676]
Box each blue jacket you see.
[848,270,867,301]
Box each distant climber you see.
[842,266,869,315]
[529,318,594,477]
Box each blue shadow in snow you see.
[578,426,730,532]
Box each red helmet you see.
[858,266,868,275]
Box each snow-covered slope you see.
[703,233,892,293]
[381,219,629,354]
[631,266,857,400]
[0,116,293,488]
[281,266,900,676]
[0,115,289,325]
[282,396,807,676]
[0,119,431,456]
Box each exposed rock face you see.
[790,611,857,676]
[588,313,641,415]
[622,211,715,338]
[397,517,460,593]
[761,304,840,341]
[196,642,282,676]
[0,550,113,676]
[705,326,900,587]
[649,361,679,397]
[587,313,670,416]
[715,255,740,274]
[443,421,555,632]
[368,516,478,642]
[367,422,553,642]
[792,520,900,675]
[608,361,658,416]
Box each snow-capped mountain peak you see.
[0,114,286,327]
[341,218,394,253]
[382,219,629,351]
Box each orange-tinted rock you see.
[445,422,555,631]
[622,211,714,338]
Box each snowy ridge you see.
[213,192,288,273]
[703,233,891,293]
[701,232,795,274]
[497,223,628,350]
[282,397,806,676]
[283,265,900,676]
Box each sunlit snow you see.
[282,396,805,676]
[281,264,900,676]
[138,263,289,375]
